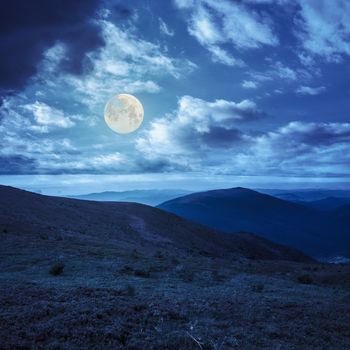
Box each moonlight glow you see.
[104,94,144,134]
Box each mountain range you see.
[69,189,192,206]
[259,188,350,202]
[0,185,311,262]
[158,187,350,258]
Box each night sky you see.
[1,0,349,193]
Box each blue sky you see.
[0,0,350,193]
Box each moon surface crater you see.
[104,94,144,134]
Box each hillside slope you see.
[1,185,350,349]
[158,187,348,257]
[0,185,311,262]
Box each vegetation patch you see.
[297,274,313,284]
[134,269,151,278]
[252,284,264,293]
[154,250,165,259]
[176,267,195,282]
[49,263,65,276]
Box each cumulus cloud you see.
[136,95,262,170]
[233,121,350,176]
[174,0,278,66]
[0,17,198,174]
[0,127,77,174]
[295,86,326,96]
[135,94,350,177]
[1,97,78,136]
[242,80,258,89]
[273,61,297,80]
[64,20,196,108]
[23,102,75,130]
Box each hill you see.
[1,185,350,349]
[0,185,311,262]
[158,187,349,257]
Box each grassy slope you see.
[0,186,349,349]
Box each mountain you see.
[3,185,350,349]
[259,189,350,202]
[302,197,350,211]
[158,187,349,257]
[69,189,192,206]
[333,204,350,227]
[0,185,311,262]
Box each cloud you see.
[295,0,350,62]
[295,86,326,96]
[124,81,161,94]
[174,0,278,66]
[247,61,299,85]
[230,121,350,176]
[0,126,78,174]
[136,95,262,170]
[243,0,292,3]
[64,20,196,109]
[0,155,37,174]
[23,102,75,130]
[159,18,174,37]
[35,152,125,173]
[242,80,258,89]
[0,97,77,135]
[136,94,350,177]
[0,0,106,93]
[268,121,350,147]
[273,61,297,80]
[0,16,199,175]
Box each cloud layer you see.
[0,0,104,93]
[0,16,197,174]
[136,96,350,176]
[0,0,349,181]
[174,0,278,66]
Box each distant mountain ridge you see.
[158,187,349,258]
[302,197,350,211]
[258,189,350,202]
[69,189,192,206]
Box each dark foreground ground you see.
[1,238,350,350]
[0,186,349,349]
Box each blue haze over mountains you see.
[157,187,350,260]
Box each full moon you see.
[104,94,144,134]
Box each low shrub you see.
[120,265,134,274]
[171,256,180,265]
[125,285,135,296]
[297,274,313,284]
[154,250,165,259]
[49,262,65,276]
[134,269,151,278]
[251,284,264,293]
[211,270,225,282]
[176,268,195,282]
